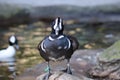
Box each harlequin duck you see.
[37,17,79,80]
[0,35,19,60]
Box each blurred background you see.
[0,0,120,79]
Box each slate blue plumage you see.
[38,17,79,80]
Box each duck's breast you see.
[0,46,16,59]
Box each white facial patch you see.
[53,18,62,35]
[10,36,16,43]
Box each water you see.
[0,57,16,80]
[0,20,120,79]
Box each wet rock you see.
[16,49,101,80]
[87,40,120,79]
[36,71,94,80]
[36,71,81,80]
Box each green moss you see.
[99,40,120,61]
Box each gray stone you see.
[87,40,120,79]
[36,71,93,80]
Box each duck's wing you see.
[37,37,50,61]
[67,35,79,51]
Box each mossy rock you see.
[99,40,120,61]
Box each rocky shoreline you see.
[1,4,120,27]
[16,49,102,80]
[16,40,120,80]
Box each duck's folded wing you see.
[67,35,79,51]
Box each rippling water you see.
[0,57,16,80]
[0,20,120,79]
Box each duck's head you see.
[51,17,64,35]
[9,35,19,50]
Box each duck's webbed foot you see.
[62,59,72,74]
[43,61,51,80]
[43,72,52,80]
[66,64,72,74]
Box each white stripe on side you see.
[41,40,46,52]
[67,38,71,49]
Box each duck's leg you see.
[43,61,51,80]
[66,59,72,74]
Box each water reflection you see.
[0,57,16,79]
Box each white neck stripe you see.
[49,36,55,41]
[57,35,64,39]
[48,35,64,41]
[53,18,62,32]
